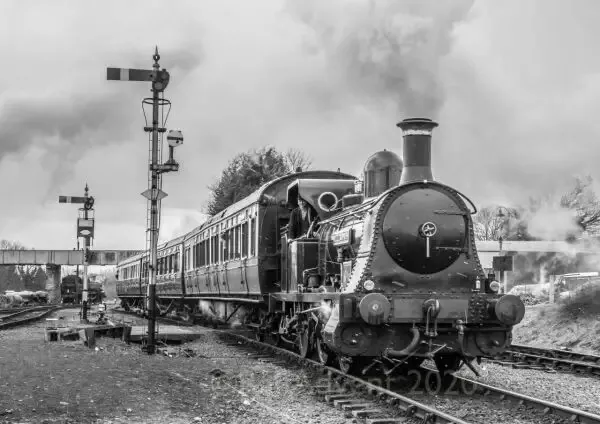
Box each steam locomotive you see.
[116,118,525,376]
[61,275,104,304]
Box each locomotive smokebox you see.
[397,118,439,184]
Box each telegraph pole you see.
[107,48,182,355]
[59,184,95,321]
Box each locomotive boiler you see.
[116,117,525,377]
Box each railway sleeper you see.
[333,398,361,407]
[342,402,375,411]
[324,393,352,403]
[352,409,384,418]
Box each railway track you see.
[418,366,600,424]
[107,310,600,423]
[107,309,465,423]
[215,332,600,424]
[0,306,58,330]
[219,333,470,424]
[490,344,600,376]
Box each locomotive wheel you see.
[297,320,314,358]
[316,338,334,366]
[255,328,264,342]
[267,332,281,347]
[433,355,463,377]
[338,356,360,375]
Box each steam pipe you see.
[384,327,421,357]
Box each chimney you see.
[396,118,439,184]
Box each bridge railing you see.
[0,250,143,266]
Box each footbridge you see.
[0,249,142,303]
[476,241,600,270]
[0,249,142,266]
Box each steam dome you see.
[363,150,403,198]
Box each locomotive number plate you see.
[332,228,353,246]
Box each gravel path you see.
[4,308,594,423]
[456,361,600,415]
[0,309,353,424]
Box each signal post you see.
[58,184,95,322]
[107,48,183,355]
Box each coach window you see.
[192,242,197,268]
[234,225,240,259]
[241,221,249,257]
[174,253,179,273]
[250,217,256,256]
[225,230,230,261]
[199,241,203,266]
[204,239,209,266]
[213,234,218,264]
[221,232,227,262]
[199,240,204,267]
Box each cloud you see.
[1,0,600,251]
[436,0,600,205]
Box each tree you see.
[473,206,522,241]
[205,147,313,216]
[560,175,600,234]
[0,239,44,291]
[284,148,313,172]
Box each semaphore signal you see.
[106,47,183,355]
[58,184,95,321]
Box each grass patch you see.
[559,284,600,318]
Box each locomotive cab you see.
[280,178,355,293]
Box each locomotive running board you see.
[193,296,264,304]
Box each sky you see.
[0,0,599,250]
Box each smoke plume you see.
[285,0,474,117]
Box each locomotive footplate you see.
[270,292,341,303]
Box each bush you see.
[520,292,549,306]
[559,282,600,318]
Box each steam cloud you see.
[285,0,474,117]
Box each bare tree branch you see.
[473,206,520,241]
[0,239,44,290]
[284,148,313,172]
[560,175,600,234]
